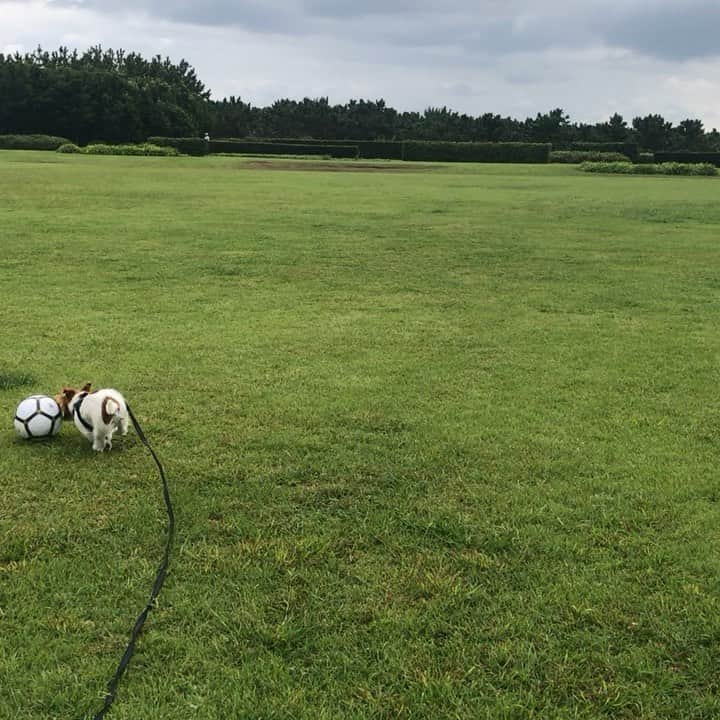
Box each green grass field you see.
[2,151,720,719]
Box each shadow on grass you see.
[10,428,140,458]
[0,369,36,391]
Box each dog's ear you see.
[62,387,76,399]
[82,382,92,392]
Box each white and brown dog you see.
[55,383,130,451]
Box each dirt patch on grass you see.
[241,159,440,173]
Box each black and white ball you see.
[14,395,63,439]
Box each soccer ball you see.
[14,395,63,439]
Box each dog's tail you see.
[101,397,122,425]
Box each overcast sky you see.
[3,0,720,127]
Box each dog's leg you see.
[93,429,107,452]
[119,415,129,437]
[105,426,118,450]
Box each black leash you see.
[92,404,175,719]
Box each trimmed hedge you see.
[220,138,403,160]
[219,137,330,146]
[0,134,71,150]
[86,143,180,156]
[147,136,209,156]
[145,136,565,163]
[219,137,557,162]
[550,150,630,164]
[565,142,639,162]
[654,151,720,167]
[579,161,717,176]
[58,143,179,156]
[293,139,404,160]
[209,140,359,158]
[356,141,403,160]
[403,141,551,163]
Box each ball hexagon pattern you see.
[14,395,63,439]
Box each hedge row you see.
[58,143,179,156]
[403,141,551,163]
[356,141,403,159]
[0,134,654,164]
[147,137,574,163]
[550,150,631,164]
[654,151,720,167]
[214,137,403,159]
[231,138,550,162]
[0,134,71,150]
[210,140,359,158]
[579,161,718,176]
[147,136,209,156]
[236,139,552,163]
[566,142,639,162]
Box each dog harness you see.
[73,392,94,432]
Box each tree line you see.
[1,46,717,151]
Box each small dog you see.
[55,383,130,452]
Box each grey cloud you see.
[46,0,583,59]
[503,69,546,86]
[38,0,720,61]
[44,0,570,44]
[381,12,594,58]
[48,0,305,33]
[599,2,720,60]
[169,1,298,33]
[303,0,428,20]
